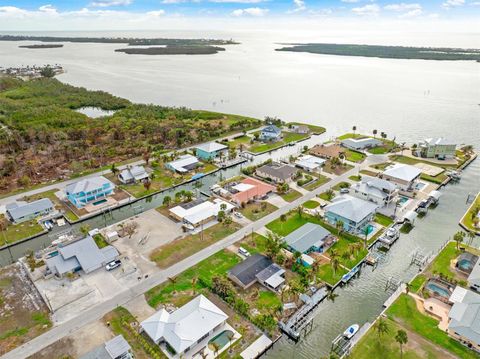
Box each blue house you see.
[324,195,377,234]
[259,125,282,142]
[283,223,334,254]
[66,176,115,208]
[195,142,228,160]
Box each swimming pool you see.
[426,280,451,299]
[457,258,474,272]
[415,182,426,190]
[93,199,107,206]
[366,224,375,235]
[398,196,409,205]
[208,330,234,350]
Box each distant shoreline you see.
[19,44,64,49]
[115,46,226,55]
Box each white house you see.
[324,195,378,234]
[294,155,326,172]
[118,165,149,184]
[169,198,234,227]
[341,137,382,150]
[380,163,422,191]
[165,154,199,174]
[259,125,282,142]
[350,176,399,206]
[140,295,230,358]
[418,137,456,160]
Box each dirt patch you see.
[27,337,75,359]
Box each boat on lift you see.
[343,324,360,339]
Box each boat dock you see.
[331,322,372,358]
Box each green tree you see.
[373,129,378,138]
[163,195,172,207]
[352,125,357,137]
[40,66,55,78]
[453,231,465,250]
[395,329,408,358]
[335,220,344,235]
[374,318,389,339]
[264,230,285,260]
[80,224,90,236]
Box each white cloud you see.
[0,6,29,17]
[341,0,361,3]
[147,10,166,16]
[351,4,380,15]
[231,7,269,16]
[38,5,58,14]
[384,3,421,11]
[442,0,464,8]
[90,0,133,7]
[308,8,333,16]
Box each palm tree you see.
[211,342,220,358]
[331,257,340,275]
[405,282,411,294]
[111,163,119,176]
[363,225,370,248]
[191,276,198,295]
[79,224,90,236]
[326,288,338,303]
[143,178,152,191]
[335,220,344,236]
[293,251,302,265]
[453,231,465,250]
[297,205,303,218]
[373,129,378,138]
[467,231,475,246]
[352,125,357,137]
[227,331,235,353]
[374,318,389,339]
[168,276,177,293]
[163,195,172,207]
[395,329,408,358]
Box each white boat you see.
[343,324,360,339]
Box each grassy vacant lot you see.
[345,149,366,163]
[370,162,392,171]
[349,175,362,182]
[0,215,44,245]
[22,189,79,221]
[150,222,241,268]
[249,132,308,153]
[146,250,241,308]
[238,233,269,255]
[304,174,330,191]
[323,161,354,175]
[240,202,277,221]
[280,189,302,202]
[374,213,394,227]
[389,155,457,169]
[303,200,320,209]
[385,294,479,359]
[332,181,351,191]
[460,193,479,233]
[223,135,252,149]
[103,307,166,359]
[287,122,326,134]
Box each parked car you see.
[105,260,121,271]
[238,247,251,257]
[183,223,195,231]
[234,212,243,219]
[340,188,350,194]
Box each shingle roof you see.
[141,295,228,354]
[66,176,114,195]
[283,223,331,253]
[229,254,272,287]
[325,195,377,223]
[256,162,298,181]
[261,125,282,135]
[6,198,54,221]
[195,141,228,153]
[382,164,422,182]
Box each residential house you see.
[418,137,456,160]
[66,176,115,208]
[141,294,230,358]
[294,155,326,172]
[45,235,119,278]
[165,154,200,174]
[168,198,234,227]
[225,177,275,205]
[341,137,382,151]
[5,198,55,224]
[380,163,422,191]
[309,144,345,160]
[228,254,285,291]
[283,223,335,254]
[324,195,377,234]
[468,257,480,292]
[291,124,310,134]
[447,286,480,352]
[195,142,228,160]
[259,125,282,142]
[80,335,133,359]
[350,176,399,206]
[255,162,298,184]
[118,165,149,184]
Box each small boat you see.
[343,324,360,339]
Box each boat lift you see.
[410,249,432,268]
[385,276,402,293]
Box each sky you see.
[0,0,478,31]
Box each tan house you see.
[310,144,345,160]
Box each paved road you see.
[1,155,386,359]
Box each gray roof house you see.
[256,162,298,184]
[324,195,378,234]
[341,137,382,150]
[468,256,480,293]
[228,254,285,291]
[5,198,55,224]
[350,176,399,206]
[259,125,282,141]
[46,236,119,277]
[283,223,333,254]
[448,286,480,350]
[118,165,149,184]
[80,335,133,359]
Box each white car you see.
[105,260,121,271]
[340,188,350,194]
[234,212,243,219]
[238,247,251,257]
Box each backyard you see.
[0,215,44,245]
[460,192,480,233]
[303,174,330,191]
[249,132,309,153]
[374,213,394,227]
[240,202,278,221]
[345,149,366,163]
[280,189,303,203]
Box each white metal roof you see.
[325,195,378,223]
[167,154,199,173]
[403,210,418,222]
[295,155,326,170]
[450,286,468,303]
[232,183,255,192]
[6,198,54,221]
[429,190,442,201]
[66,176,114,194]
[119,165,148,182]
[169,198,234,225]
[195,141,228,153]
[383,163,422,182]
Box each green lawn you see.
[360,169,379,177]
[150,223,241,268]
[318,191,335,201]
[370,162,392,171]
[367,146,390,154]
[374,213,394,227]
[225,135,252,149]
[345,149,366,163]
[420,173,448,185]
[303,200,320,209]
[93,234,109,248]
[0,215,44,245]
[332,181,351,191]
[304,174,330,191]
[239,233,269,255]
[460,192,479,232]
[349,175,362,182]
[240,202,278,221]
[280,189,302,202]
[256,290,282,311]
[389,155,457,169]
[249,132,309,153]
[146,250,241,308]
[386,294,480,359]
[317,262,349,286]
[409,274,427,293]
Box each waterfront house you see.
[168,198,234,227]
[45,236,119,278]
[283,223,335,254]
[468,258,480,293]
[5,198,55,224]
[324,195,377,234]
[380,163,422,191]
[291,124,310,134]
[341,137,382,151]
[294,155,326,172]
[66,176,115,208]
[118,165,149,184]
[80,335,133,359]
[165,154,200,174]
[350,176,399,206]
[309,144,345,160]
[195,142,228,160]
[447,286,480,352]
[418,137,456,160]
[140,294,230,358]
[259,125,282,142]
[226,177,275,205]
[255,162,298,184]
[228,254,285,291]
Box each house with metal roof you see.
[45,235,119,278]
[259,125,282,142]
[294,155,326,172]
[468,257,480,293]
[118,165,149,184]
[228,254,285,291]
[226,177,275,205]
[341,137,382,151]
[350,176,399,206]
[168,198,234,227]
[324,195,378,234]
[447,286,480,352]
[80,335,133,359]
[195,142,228,160]
[5,198,55,224]
[165,154,200,174]
[380,163,422,191]
[66,176,115,208]
[255,162,298,184]
[418,137,456,159]
[141,294,229,358]
[283,223,334,254]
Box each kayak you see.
[343,324,360,339]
